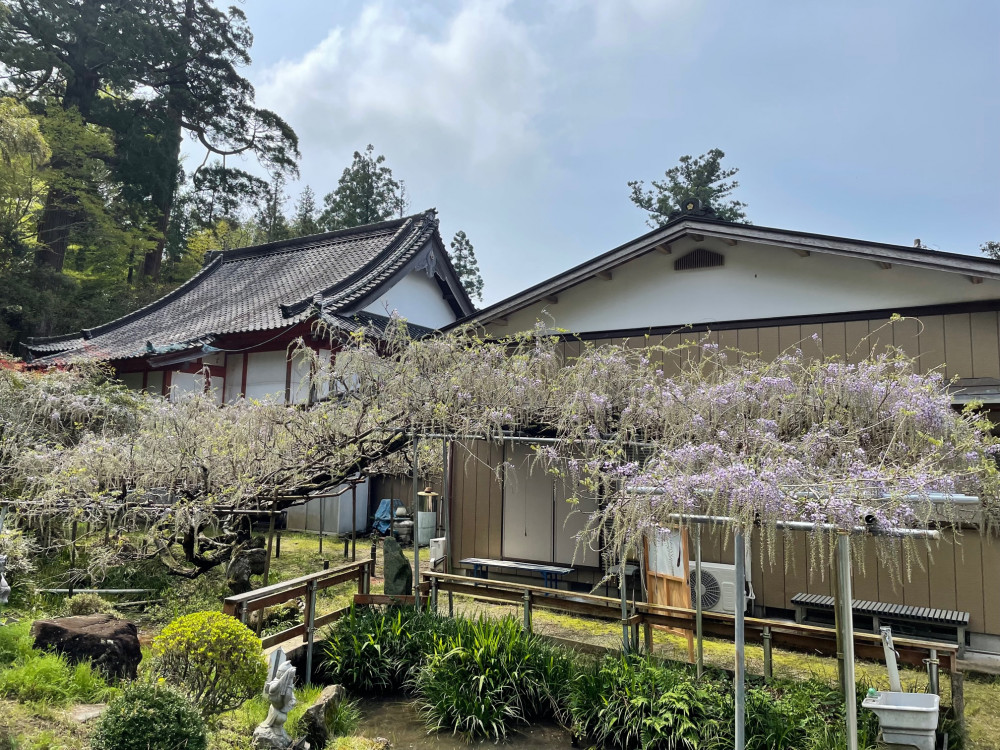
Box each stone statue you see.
[253,648,301,749]
[0,555,10,606]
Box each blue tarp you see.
[373,498,406,534]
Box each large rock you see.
[31,614,141,680]
[382,538,412,596]
[301,684,346,749]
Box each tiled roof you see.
[26,211,443,363]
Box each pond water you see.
[355,699,573,749]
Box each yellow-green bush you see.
[151,611,266,718]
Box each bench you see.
[791,593,969,656]
[460,558,573,589]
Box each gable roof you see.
[26,210,474,363]
[459,210,1000,327]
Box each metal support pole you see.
[448,590,454,618]
[351,481,357,562]
[442,438,452,574]
[762,626,773,684]
[734,531,746,750]
[837,532,858,750]
[833,543,844,694]
[431,576,439,612]
[262,491,277,587]
[275,531,281,559]
[367,545,376,594]
[319,499,324,555]
[620,565,630,652]
[523,589,532,632]
[412,436,421,606]
[68,520,78,598]
[926,648,939,696]
[305,580,317,685]
[695,525,704,679]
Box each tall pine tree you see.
[448,230,484,303]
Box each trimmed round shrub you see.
[151,611,266,717]
[92,682,207,750]
[65,592,116,616]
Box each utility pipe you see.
[837,533,859,750]
[734,531,746,750]
[695,525,704,679]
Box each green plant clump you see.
[64,593,117,617]
[91,682,207,750]
[151,611,266,718]
[322,605,456,693]
[413,615,572,741]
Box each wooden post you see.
[304,580,317,685]
[762,626,773,683]
[951,662,965,734]
[275,531,281,559]
[367,544,376,595]
[643,621,653,653]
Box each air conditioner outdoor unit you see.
[689,562,742,614]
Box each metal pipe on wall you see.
[734,531,746,750]
[442,438,451,574]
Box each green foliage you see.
[980,240,1000,260]
[448,230,484,303]
[321,604,452,693]
[0,623,35,667]
[64,593,115,617]
[319,145,407,231]
[0,649,114,705]
[325,697,363,737]
[413,615,572,741]
[628,148,749,225]
[150,611,266,717]
[292,186,321,237]
[91,682,207,750]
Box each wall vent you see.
[674,248,725,271]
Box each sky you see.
[230,0,999,305]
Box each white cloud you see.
[256,1,546,174]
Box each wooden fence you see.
[422,570,965,726]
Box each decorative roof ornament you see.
[668,197,719,221]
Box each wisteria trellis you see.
[2,316,998,579]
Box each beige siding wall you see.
[454,310,1000,633]
[571,310,1000,380]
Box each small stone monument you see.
[382,537,412,596]
[253,648,300,750]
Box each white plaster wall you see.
[363,270,456,329]
[244,350,287,402]
[494,239,1000,335]
[120,372,143,392]
[146,371,164,396]
[289,350,312,404]
[224,354,243,403]
[169,371,203,401]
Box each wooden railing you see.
[422,570,965,724]
[223,556,374,678]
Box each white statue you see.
[0,555,9,606]
[253,648,300,749]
